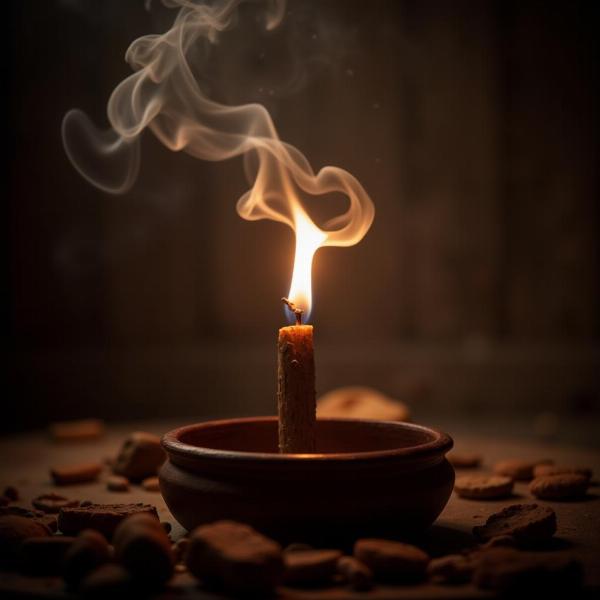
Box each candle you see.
[277,298,316,453]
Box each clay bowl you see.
[160,416,453,545]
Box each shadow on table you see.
[417,524,476,556]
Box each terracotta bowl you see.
[160,417,454,544]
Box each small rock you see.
[142,476,160,492]
[493,459,552,481]
[473,504,556,545]
[0,515,52,562]
[113,514,174,588]
[317,386,410,421]
[454,475,513,499]
[354,538,429,582]
[58,502,159,539]
[447,452,482,469]
[283,549,342,585]
[0,505,56,534]
[113,432,165,482]
[49,419,105,442]
[106,475,130,493]
[529,474,589,500]
[63,529,111,587]
[185,520,283,594]
[32,493,80,513]
[50,463,103,486]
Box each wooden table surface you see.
[1,418,599,598]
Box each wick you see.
[282,297,303,326]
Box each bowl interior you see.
[177,417,441,455]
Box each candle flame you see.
[61,0,375,323]
[286,208,326,322]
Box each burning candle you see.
[276,213,324,454]
[277,298,316,454]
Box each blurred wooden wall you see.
[6,0,599,430]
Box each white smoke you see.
[62,0,374,317]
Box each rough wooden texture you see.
[277,325,316,454]
[0,419,598,598]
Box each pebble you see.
[49,419,105,442]
[58,502,159,539]
[185,520,283,594]
[142,476,160,492]
[32,493,80,513]
[0,515,52,562]
[113,432,165,482]
[354,538,430,582]
[473,504,557,545]
[63,529,112,587]
[454,475,514,499]
[529,474,589,500]
[493,459,552,481]
[0,506,57,532]
[317,386,410,421]
[113,513,174,588]
[283,549,342,585]
[106,475,130,492]
[50,462,103,485]
[448,452,482,469]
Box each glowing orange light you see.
[286,206,326,322]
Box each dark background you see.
[6,1,599,442]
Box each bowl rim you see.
[162,416,453,463]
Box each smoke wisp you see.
[62,0,374,320]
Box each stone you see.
[317,386,410,421]
[185,520,283,594]
[354,538,429,582]
[113,432,165,482]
